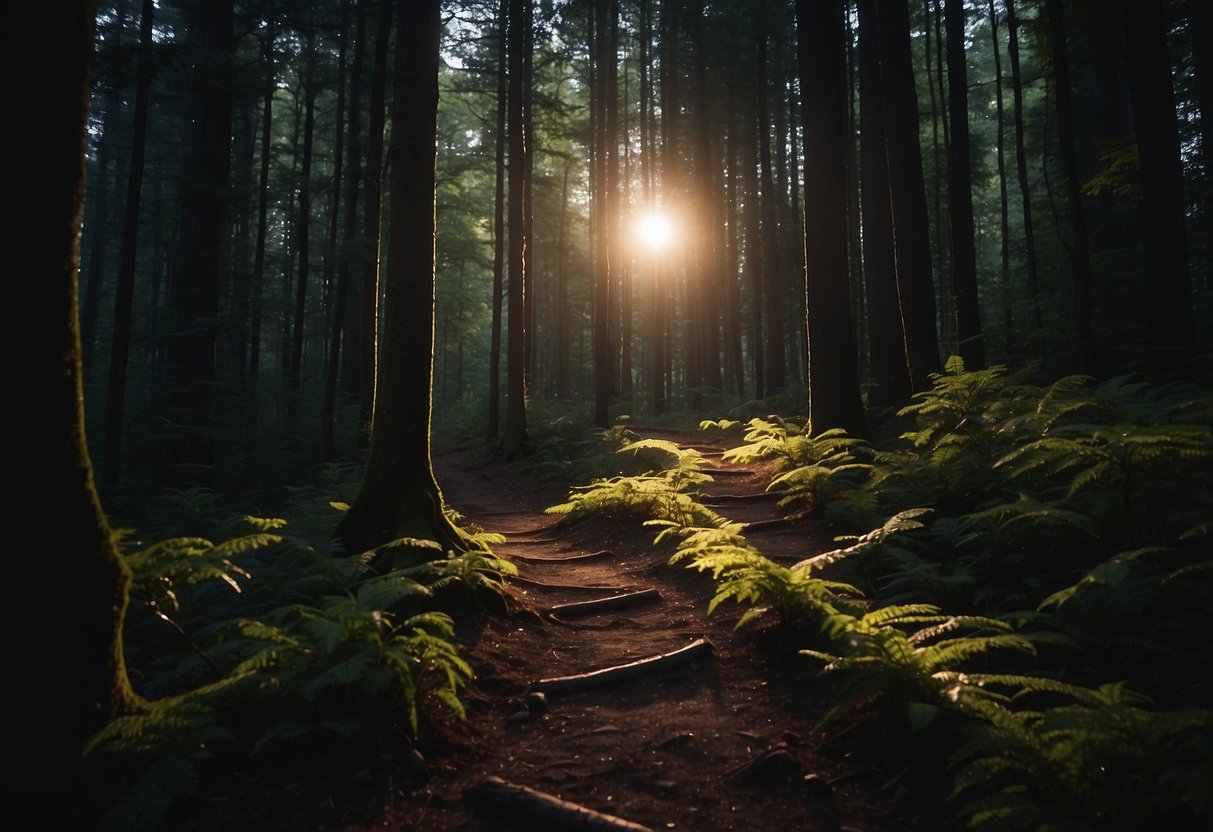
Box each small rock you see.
[525,691,548,714]
[732,748,804,786]
[508,709,534,724]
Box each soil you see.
[179,428,955,831]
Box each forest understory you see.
[176,427,946,832]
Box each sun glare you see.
[638,212,673,250]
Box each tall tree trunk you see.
[289,28,318,424]
[857,0,911,406]
[323,0,366,461]
[11,0,143,805]
[944,0,985,369]
[1190,0,1213,293]
[1044,0,1097,374]
[989,0,1013,348]
[356,0,392,444]
[250,20,276,380]
[504,0,530,452]
[877,0,942,391]
[101,0,154,485]
[323,3,350,365]
[1005,0,1043,341]
[757,32,786,393]
[1123,0,1194,373]
[338,0,464,556]
[487,0,507,439]
[81,90,115,377]
[168,0,233,486]
[798,0,864,436]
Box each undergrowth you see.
[555,358,1213,829]
[89,489,513,832]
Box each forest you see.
[10,0,1212,829]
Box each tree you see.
[798,0,865,436]
[876,0,942,391]
[10,0,142,801]
[944,0,985,370]
[1122,0,1195,374]
[338,0,465,555]
[1005,0,1042,344]
[504,0,531,452]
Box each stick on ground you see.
[465,776,657,831]
[533,638,713,694]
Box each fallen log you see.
[549,588,662,618]
[533,638,713,694]
[465,776,656,832]
[513,549,615,564]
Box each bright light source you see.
[638,212,673,250]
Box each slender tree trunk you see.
[1006,0,1042,341]
[11,0,143,805]
[487,0,507,439]
[989,0,1013,349]
[323,0,366,461]
[1044,0,1096,374]
[757,32,786,393]
[724,83,746,397]
[877,0,942,391]
[288,31,318,425]
[944,0,985,369]
[798,0,864,436]
[1123,0,1194,373]
[356,0,392,443]
[857,0,911,406]
[338,0,464,556]
[81,94,114,377]
[168,0,233,486]
[101,0,154,485]
[323,3,349,364]
[1190,0,1213,293]
[504,0,530,452]
[250,22,275,380]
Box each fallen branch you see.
[549,588,661,618]
[465,776,656,832]
[534,638,713,694]
[509,575,630,592]
[513,549,615,564]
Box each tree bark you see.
[337,0,465,555]
[10,0,143,803]
[944,0,985,370]
[1005,0,1043,342]
[504,0,531,452]
[487,0,507,439]
[757,31,786,394]
[798,0,865,436]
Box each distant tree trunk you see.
[323,0,366,461]
[655,0,680,413]
[757,32,786,393]
[1123,0,1194,373]
[338,0,464,555]
[323,2,350,362]
[101,0,154,485]
[289,29,318,424]
[81,90,115,377]
[1191,0,1213,293]
[167,0,233,485]
[692,4,722,393]
[554,159,572,399]
[11,0,143,803]
[989,0,1013,346]
[356,0,391,445]
[1005,0,1042,340]
[592,0,613,426]
[876,0,941,391]
[504,0,530,452]
[798,0,864,436]
[857,0,911,406]
[522,0,537,389]
[723,82,746,397]
[944,0,985,370]
[1044,0,1096,375]
[487,0,507,439]
[742,93,765,401]
[250,21,275,380]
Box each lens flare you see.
[638,212,673,250]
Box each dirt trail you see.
[356,428,930,832]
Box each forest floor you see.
[182,428,955,831]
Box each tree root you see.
[548,588,661,618]
[513,549,615,563]
[533,638,713,694]
[509,575,631,592]
[465,776,656,832]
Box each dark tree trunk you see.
[250,21,275,380]
[989,0,1013,346]
[167,0,233,486]
[798,0,865,436]
[289,29,318,424]
[857,0,911,406]
[323,0,366,461]
[101,0,154,485]
[355,0,391,444]
[504,0,530,453]
[876,0,941,390]
[337,0,464,556]
[487,0,507,439]
[1123,0,1194,373]
[1045,0,1097,375]
[592,0,613,426]
[81,89,115,377]
[1006,0,1042,340]
[723,82,745,397]
[1191,0,1213,293]
[944,0,985,370]
[757,33,786,393]
[10,0,143,804]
